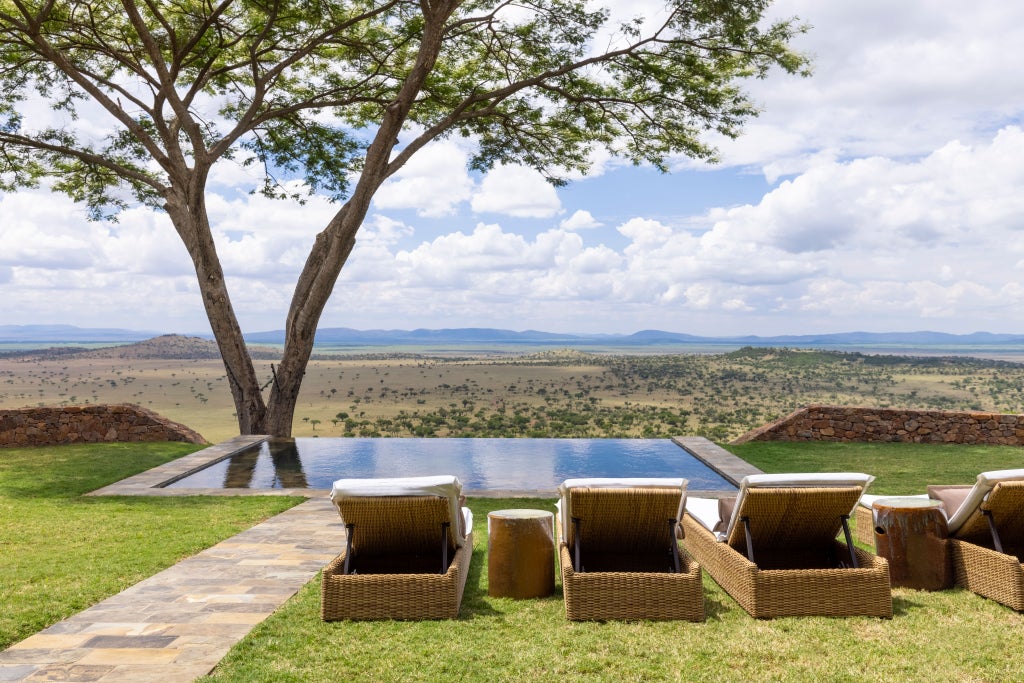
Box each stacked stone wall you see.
[732,405,1024,446]
[0,405,206,447]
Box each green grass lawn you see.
[0,442,303,649]
[5,441,1024,681]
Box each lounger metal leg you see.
[343,523,355,574]
[669,519,681,573]
[983,509,1005,554]
[840,514,859,568]
[741,516,756,563]
[572,517,583,572]
[440,522,450,574]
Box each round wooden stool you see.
[487,509,555,599]
[872,496,952,590]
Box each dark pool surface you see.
[164,438,736,492]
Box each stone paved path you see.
[0,497,345,683]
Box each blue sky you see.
[2,0,1023,337]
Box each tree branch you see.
[0,130,164,190]
[6,4,171,169]
[206,1,407,159]
[119,0,209,167]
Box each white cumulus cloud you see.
[470,165,562,218]
[560,210,602,231]
[374,141,475,217]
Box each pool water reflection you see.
[163,438,736,492]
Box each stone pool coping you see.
[88,435,757,499]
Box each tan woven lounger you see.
[853,502,877,547]
[557,478,704,621]
[321,475,474,620]
[684,473,892,619]
[859,469,1024,610]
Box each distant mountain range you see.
[244,327,1024,347]
[0,324,159,342]
[3,324,1024,348]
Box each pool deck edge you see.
[673,436,763,489]
[87,435,271,497]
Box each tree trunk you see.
[164,186,269,434]
[264,208,359,437]
[159,3,454,438]
[258,6,454,437]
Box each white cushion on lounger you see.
[718,472,874,542]
[330,474,462,500]
[330,475,469,545]
[556,478,687,543]
[558,477,688,493]
[946,468,1024,534]
[741,472,874,489]
[684,497,722,533]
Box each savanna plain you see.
[2,335,1024,443]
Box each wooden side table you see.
[872,496,952,590]
[487,509,555,599]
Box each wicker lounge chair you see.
[683,473,892,619]
[860,469,1024,610]
[321,475,474,620]
[556,478,704,621]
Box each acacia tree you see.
[0,1,808,436]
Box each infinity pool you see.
[163,438,736,492]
